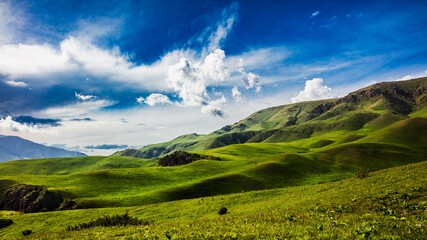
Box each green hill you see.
[115,77,427,158]
[0,78,426,210]
[0,78,426,238]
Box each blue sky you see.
[0,0,426,155]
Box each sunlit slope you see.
[1,161,425,239]
[0,78,426,209]
[0,156,156,176]
[1,123,426,208]
[116,77,427,158]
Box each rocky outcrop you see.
[0,184,74,213]
[158,151,220,167]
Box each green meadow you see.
[0,78,426,239]
[0,161,425,239]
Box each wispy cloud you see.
[39,99,115,119]
[84,144,128,150]
[75,92,96,101]
[0,0,25,44]
[206,2,239,52]
[5,80,27,87]
[311,11,320,18]
[231,86,242,102]
[394,70,427,81]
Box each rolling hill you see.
[115,77,427,158]
[0,160,425,239]
[0,78,425,211]
[0,135,86,162]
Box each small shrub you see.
[0,219,13,229]
[284,214,297,222]
[218,207,228,215]
[22,230,32,236]
[67,212,148,231]
[355,168,369,179]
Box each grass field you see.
[0,78,426,238]
[1,115,426,209]
[0,161,425,239]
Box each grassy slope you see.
[0,78,426,208]
[0,161,425,239]
[1,115,426,208]
[117,77,427,158]
[0,156,157,176]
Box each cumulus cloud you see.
[144,93,173,106]
[0,116,57,133]
[231,86,242,102]
[5,80,27,87]
[291,78,334,103]
[168,58,207,106]
[166,47,235,116]
[0,1,263,118]
[311,11,320,18]
[200,49,229,83]
[75,92,96,101]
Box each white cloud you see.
[144,93,172,106]
[0,116,57,134]
[168,58,207,106]
[136,97,144,104]
[0,43,74,78]
[394,70,427,81]
[311,11,320,18]
[5,80,27,87]
[231,86,242,102]
[166,49,230,116]
[38,99,115,119]
[206,2,238,52]
[200,49,229,83]
[240,68,262,92]
[201,95,227,117]
[226,47,291,73]
[291,78,334,103]
[0,0,25,44]
[75,92,96,101]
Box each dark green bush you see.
[67,212,148,231]
[0,219,13,229]
[22,230,32,236]
[218,207,227,215]
[355,168,369,179]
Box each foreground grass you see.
[1,161,425,239]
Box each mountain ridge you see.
[115,77,427,159]
[0,135,86,162]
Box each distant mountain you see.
[115,77,427,158]
[0,135,86,162]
